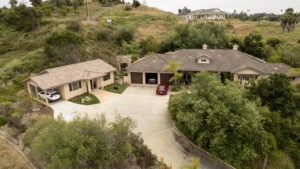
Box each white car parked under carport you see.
[38,89,61,102]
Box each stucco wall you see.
[63,80,88,100]
[100,72,115,88]
[26,80,39,98]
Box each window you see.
[103,73,111,81]
[198,58,210,64]
[69,81,82,91]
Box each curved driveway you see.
[51,86,219,169]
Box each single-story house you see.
[183,8,227,22]
[25,59,116,105]
[126,45,293,86]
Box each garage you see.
[131,72,143,84]
[146,73,158,84]
[160,73,173,85]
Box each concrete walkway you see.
[92,89,120,103]
[50,86,217,169]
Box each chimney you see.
[202,44,208,50]
[233,44,239,50]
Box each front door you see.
[90,80,97,89]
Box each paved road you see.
[51,86,218,169]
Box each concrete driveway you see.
[50,86,218,169]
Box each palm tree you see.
[181,157,200,169]
[163,61,183,88]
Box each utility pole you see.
[86,0,90,22]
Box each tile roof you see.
[187,8,227,15]
[28,59,116,90]
[127,49,292,75]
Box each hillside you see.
[0,2,180,83]
[228,20,300,44]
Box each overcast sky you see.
[1,0,299,14]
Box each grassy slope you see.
[0,2,180,82]
[228,20,300,44]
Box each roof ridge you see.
[157,54,169,64]
[235,50,266,63]
[45,59,103,72]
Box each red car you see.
[156,84,169,95]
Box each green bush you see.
[97,29,113,41]
[124,5,132,11]
[2,4,42,32]
[169,72,270,167]
[0,115,7,126]
[115,25,135,44]
[58,6,69,16]
[66,21,81,32]
[132,0,141,8]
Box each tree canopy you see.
[169,72,270,167]
[281,8,299,32]
[160,23,229,52]
[24,116,158,169]
[2,4,41,31]
[44,30,84,66]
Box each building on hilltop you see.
[183,8,227,22]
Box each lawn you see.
[69,93,100,105]
[104,83,129,94]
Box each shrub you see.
[115,25,135,44]
[66,21,81,32]
[58,6,69,16]
[0,115,7,126]
[97,29,113,41]
[124,5,132,11]
[132,0,141,8]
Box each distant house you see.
[183,8,227,22]
[25,59,116,105]
[126,45,293,86]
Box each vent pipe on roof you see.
[233,44,239,50]
[202,44,208,50]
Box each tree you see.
[281,8,299,32]
[115,25,135,44]
[178,6,191,16]
[24,116,158,169]
[132,0,141,8]
[140,36,160,56]
[160,23,229,53]
[44,31,84,66]
[250,74,296,118]
[249,74,300,168]
[51,0,65,8]
[241,33,267,59]
[169,72,270,167]
[9,0,18,7]
[3,4,42,31]
[163,61,183,88]
[29,0,42,7]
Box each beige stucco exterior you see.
[26,71,115,105]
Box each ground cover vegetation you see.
[23,116,162,169]
[169,72,300,168]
